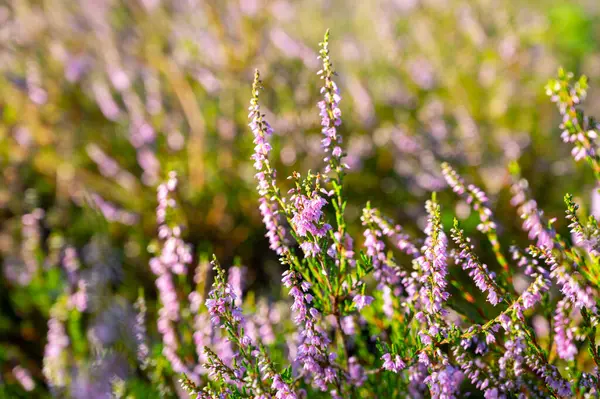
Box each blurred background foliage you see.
[1,0,600,396]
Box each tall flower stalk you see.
[249,70,289,256]
[451,219,506,306]
[149,172,199,383]
[441,163,510,279]
[546,68,600,181]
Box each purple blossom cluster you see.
[515,269,551,314]
[134,294,150,367]
[149,171,199,383]
[199,260,297,399]
[12,366,35,392]
[424,365,464,399]
[327,231,356,268]
[361,206,409,288]
[205,276,243,327]
[282,270,337,391]
[511,178,555,250]
[259,198,288,256]
[529,245,596,310]
[249,70,276,196]
[553,298,578,361]
[89,193,139,226]
[441,163,511,277]
[318,30,345,174]
[43,317,70,390]
[250,71,289,256]
[417,199,449,316]
[565,193,600,257]
[453,332,504,398]
[290,193,330,239]
[361,206,412,317]
[441,163,496,233]
[451,221,503,306]
[4,208,45,285]
[546,69,600,169]
[369,208,420,257]
[153,172,193,275]
[381,353,405,373]
[527,356,572,397]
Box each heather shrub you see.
[124,34,600,398]
[3,1,600,398]
[167,34,600,399]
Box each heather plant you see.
[3,1,600,398]
[166,34,600,398]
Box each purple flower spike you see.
[353,294,374,311]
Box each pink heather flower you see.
[327,231,356,267]
[272,375,297,399]
[43,318,69,389]
[300,241,321,257]
[408,362,429,397]
[249,70,289,256]
[361,206,409,289]
[134,294,149,367]
[498,336,526,382]
[453,335,504,396]
[14,208,45,286]
[92,80,121,121]
[381,353,405,373]
[526,355,571,397]
[86,143,136,190]
[424,365,464,399]
[382,286,394,318]
[516,270,551,314]
[363,222,386,267]
[69,279,88,312]
[228,265,246,307]
[340,316,355,335]
[244,300,277,345]
[511,179,554,250]
[13,366,35,392]
[451,222,502,306]
[510,245,539,277]
[418,199,449,315]
[318,31,346,174]
[283,271,337,390]
[348,357,366,386]
[259,197,287,255]
[62,246,80,277]
[150,172,199,383]
[369,210,419,258]
[205,282,242,326]
[554,298,578,361]
[484,388,500,399]
[418,352,430,366]
[353,294,374,310]
[290,194,330,238]
[249,70,276,194]
[441,163,496,233]
[89,193,138,225]
[546,70,599,167]
[201,261,268,387]
[153,172,192,275]
[530,245,596,310]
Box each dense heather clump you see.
[172,43,600,398]
[5,19,600,398]
[172,35,600,398]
